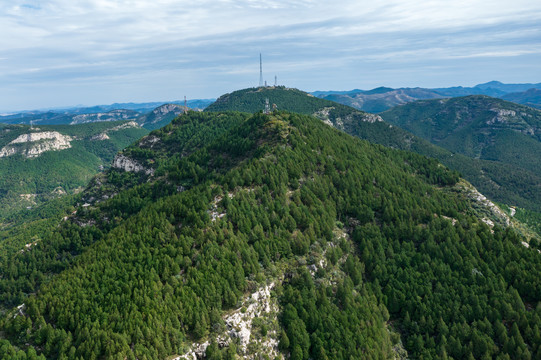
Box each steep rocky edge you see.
[0,131,73,158]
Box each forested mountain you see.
[380,96,541,208]
[207,87,541,214]
[0,109,539,360]
[0,121,148,219]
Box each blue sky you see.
[1,0,541,112]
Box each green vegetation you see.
[515,208,541,240]
[380,95,541,211]
[209,87,541,212]
[0,110,538,359]
[205,86,339,114]
[0,121,148,219]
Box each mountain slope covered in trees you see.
[206,87,541,213]
[0,121,148,219]
[380,96,541,209]
[0,110,539,359]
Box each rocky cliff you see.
[0,131,73,158]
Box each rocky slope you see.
[0,131,73,158]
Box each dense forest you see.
[0,110,539,359]
[208,87,541,214]
[380,96,541,208]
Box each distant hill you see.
[208,87,541,212]
[381,95,541,210]
[473,80,541,93]
[321,87,444,113]
[312,81,541,112]
[136,104,187,130]
[0,121,148,219]
[502,88,541,109]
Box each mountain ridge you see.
[0,109,539,359]
[312,81,541,112]
[205,87,541,213]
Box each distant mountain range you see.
[312,81,541,112]
[0,99,215,127]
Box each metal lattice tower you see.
[264,98,270,114]
[259,53,263,87]
[274,75,277,86]
[184,96,188,114]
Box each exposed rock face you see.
[112,154,154,175]
[0,131,73,158]
[313,107,382,131]
[90,121,140,141]
[70,110,139,124]
[175,282,279,359]
[138,104,184,128]
[90,133,110,141]
[152,104,183,117]
[487,108,517,125]
[110,121,139,131]
[139,135,160,148]
[464,183,511,227]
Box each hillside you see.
[502,88,541,109]
[136,104,186,130]
[0,121,148,219]
[0,110,539,359]
[380,96,541,174]
[207,87,541,214]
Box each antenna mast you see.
[184,96,188,114]
[259,53,263,87]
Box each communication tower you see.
[259,53,263,87]
[264,98,270,114]
[184,96,188,114]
